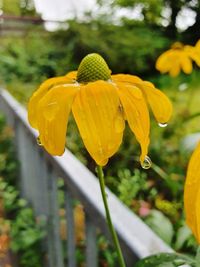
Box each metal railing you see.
[0,89,173,267]
[0,14,67,34]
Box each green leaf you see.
[145,210,174,245]
[175,224,192,250]
[135,253,195,267]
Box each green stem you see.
[184,111,200,123]
[96,165,126,267]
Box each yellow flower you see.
[28,53,172,166]
[156,41,200,77]
[184,142,200,243]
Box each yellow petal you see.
[156,50,172,73]
[28,76,73,129]
[37,84,79,155]
[169,62,180,77]
[72,81,125,166]
[139,82,173,124]
[185,45,200,67]
[112,74,142,83]
[66,71,77,80]
[180,53,193,74]
[116,82,150,163]
[195,40,200,50]
[184,142,200,243]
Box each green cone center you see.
[77,53,111,83]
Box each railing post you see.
[47,168,64,267]
[64,188,76,267]
[85,213,98,267]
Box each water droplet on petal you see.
[158,122,168,128]
[99,147,105,156]
[141,156,152,169]
[36,137,42,146]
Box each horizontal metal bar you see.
[0,88,174,266]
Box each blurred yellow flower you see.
[156,40,200,77]
[184,142,200,243]
[28,53,172,166]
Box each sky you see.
[33,0,96,21]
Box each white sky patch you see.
[161,7,171,27]
[176,7,196,31]
[114,5,144,21]
[33,0,96,21]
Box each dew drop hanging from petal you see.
[36,137,42,146]
[141,156,152,169]
[158,122,168,128]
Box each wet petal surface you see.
[72,81,125,166]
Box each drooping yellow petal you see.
[37,84,79,155]
[72,81,125,166]
[139,82,173,124]
[116,82,150,163]
[184,142,200,243]
[28,76,74,129]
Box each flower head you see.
[156,40,200,77]
[184,142,200,243]
[28,53,172,166]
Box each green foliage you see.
[2,0,36,16]
[98,236,117,266]
[0,35,61,83]
[0,114,19,182]
[11,208,44,251]
[53,20,168,76]
[2,0,21,15]
[0,176,45,267]
[0,20,169,97]
[117,169,149,206]
[175,224,192,251]
[135,253,195,267]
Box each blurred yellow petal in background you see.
[184,142,200,243]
